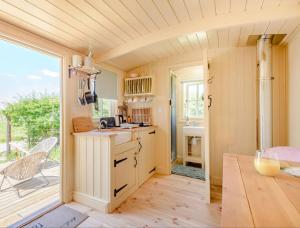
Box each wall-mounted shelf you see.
[124,76,154,97]
[69,65,101,78]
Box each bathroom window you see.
[183,81,204,119]
[93,98,117,118]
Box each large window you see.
[93,67,118,119]
[183,81,204,119]
[93,98,117,118]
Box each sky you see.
[0,39,60,109]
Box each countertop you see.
[73,126,156,136]
[221,153,300,227]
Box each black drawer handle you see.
[114,157,127,167]
[114,184,128,197]
[149,167,156,174]
[149,130,156,134]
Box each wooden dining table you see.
[221,153,300,227]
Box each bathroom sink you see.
[183,126,204,136]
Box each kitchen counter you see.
[73,126,156,137]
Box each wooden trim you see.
[0,20,79,57]
[211,176,222,186]
[73,192,109,213]
[156,167,170,175]
[203,48,211,203]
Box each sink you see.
[183,126,204,136]
[113,132,132,145]
[96,128,132,145]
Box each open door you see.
[170,74,177,162]
[203,49,211,203]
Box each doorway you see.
[0,39,61,226]
[170,73,177,162]
[169,65,206,180]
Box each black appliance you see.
[100,117,116,129]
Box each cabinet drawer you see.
[113,140,138,155]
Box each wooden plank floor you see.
[0,163,60,227]
[67,174,222,227]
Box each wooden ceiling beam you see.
[95,5,300,62]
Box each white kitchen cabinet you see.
[113,147,136,199]
[137,128,156,185]
[73,127,156,213]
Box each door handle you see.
[114,157,127,167]
[138,140,143,152]
[208,95,212,110]
[114,184,128,197]
[148,130,156,134]
[134,156,137,168]
[148,167,156,174]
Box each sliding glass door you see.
[0,39,61,226]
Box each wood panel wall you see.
[209,46,287,184]
[287,30,300,147]
[74,135,110,201]
[272,46,288,147]
[209,47,257,184]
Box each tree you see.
[1,93,60,148]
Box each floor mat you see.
[171,164,205,180]
[22,205,88,228]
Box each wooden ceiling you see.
[0,0,300,70]
[105,17,300,70]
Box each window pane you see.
[183,81,204,118]
[93,99,116,118]
[187,84,198,100]
[102,99,111,117]
[187,100,204,117]
[187,100,198,117]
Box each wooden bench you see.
[221,153,300,227]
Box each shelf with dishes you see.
[124,76,154,97]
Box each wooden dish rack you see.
[124,76,154,96]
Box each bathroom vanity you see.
[182,126,205,167]
[73,127,156,213]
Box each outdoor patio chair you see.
[10,137,58,166]
[0,152,49,198]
